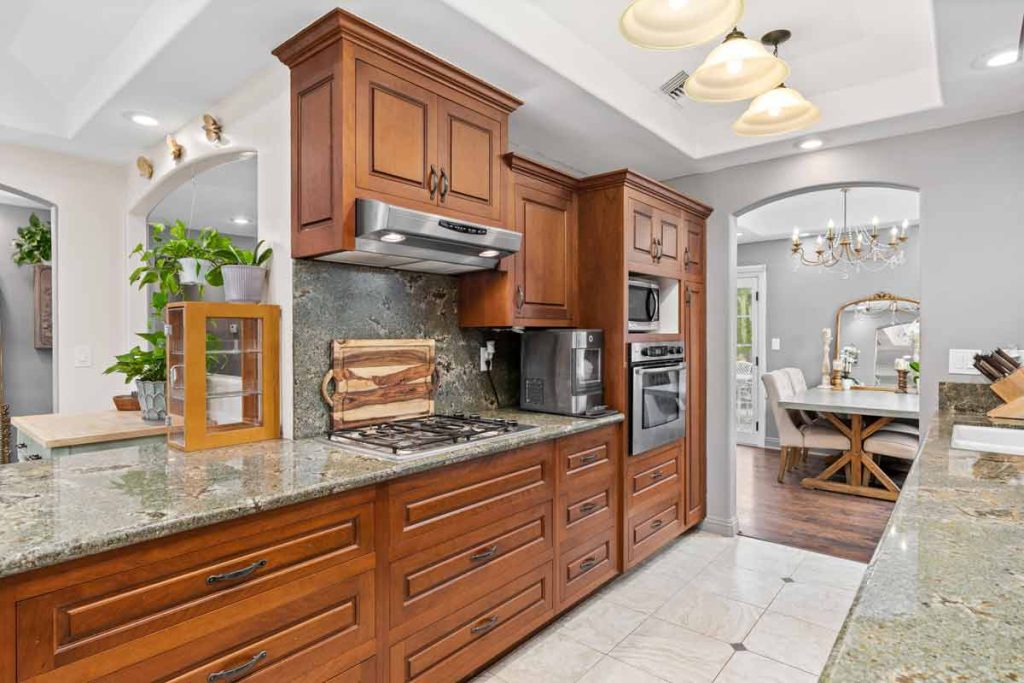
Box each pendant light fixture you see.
[732,31,820,136]
[683,27,789,102]
[620,0,745,50]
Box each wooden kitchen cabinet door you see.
[654,208,683,275]
[685,214,705,280]
[355,53,439,208]
[513,183,577,324]
[627,197,656,268]
[684,281,706,527]
[437,97,504,222]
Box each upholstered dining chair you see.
[763,369,851,483]
[782,367,817,428]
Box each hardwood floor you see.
[736,445,903,563]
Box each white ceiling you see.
[0,0,1021,179]
[737,186,920,243]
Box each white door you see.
[736,266,766,446]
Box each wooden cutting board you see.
[320,339,436,430]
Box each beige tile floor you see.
[477,531,866,683]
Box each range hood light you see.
[380,232,406,243]
[479,249,500,258]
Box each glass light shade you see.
[619,0,744,50]
[732,85,820,136]
[683,32,789,101]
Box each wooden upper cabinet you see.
[354,54,438,206]
[274,9,521,259]
[656,209,683,273]
[627,198,656,267]
[438,98,503,222]
[684,214,705,280]
[459,154,578,328]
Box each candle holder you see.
[896,368,909,393]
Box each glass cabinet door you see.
[205,316,264,431]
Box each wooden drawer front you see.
[390,504,553,632]
[390,564,553,682]
[628,499,682,566]
[21,565,375,682]
[388,442,554,558]
[558,425,617,491]
[561,484,615,550]
[629,451,679,510]
[559,528,617,608]
[17,501,374,679]
[327,657,377,683]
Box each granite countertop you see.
[12,411,170,448]
[823,412,1024,680]
[0,409,622,581]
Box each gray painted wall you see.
[0,204,53,423]
[665,112,1024,533]
[291,260,520,439]
[738,229,920,442]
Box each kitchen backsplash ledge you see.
[292,260,519,439]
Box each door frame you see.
[735,264,767,447]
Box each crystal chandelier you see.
[790,188,910,274]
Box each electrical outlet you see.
[948,349,981,375]
[771,337,781,351]
[74,345,92,368]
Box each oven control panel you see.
[629,342,685,364]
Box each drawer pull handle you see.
[579,453,599,466]
[651,519,664,530]
[579,502,599,515]
[650,470,665,481]
[208,650,267,682]
[579,557,598,572]
[207,559,268,585]
[471,616,499,635]
[470,545,499,562]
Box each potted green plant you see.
[103,332,167,422]
[130,221,229,306]
[11,212,51,266]
[210,240,273,303]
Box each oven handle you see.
[634,362,685,375]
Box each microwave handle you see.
[645,288,659,322]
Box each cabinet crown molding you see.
[272,8,523,114]
[505,153,579,191]
[579,169,713,219]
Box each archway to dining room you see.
[730,182,921,563]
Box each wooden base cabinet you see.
[274,10,521,259]
[460,154,579,328]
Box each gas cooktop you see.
[327,414,537,460]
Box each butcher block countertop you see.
[0,409,622,580]
[12,410,167,448]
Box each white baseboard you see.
[700,515,738,537]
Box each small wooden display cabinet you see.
[165,302,280,451]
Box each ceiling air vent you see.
[660,68,690,100]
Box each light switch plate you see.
[771,338,781,351]
[74,345,92,368]
[948,349,981,375]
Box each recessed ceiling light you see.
[380,232,406,243]
[796,137,823,150]
[124,111,159,127]
[479,249,500,258]
[231,216,251,225]
[985,49,1020,68]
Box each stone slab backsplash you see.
[938,381,1001,414]
[292,259,520,439]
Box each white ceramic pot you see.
[222,265,267,303]
[178,258,212,285]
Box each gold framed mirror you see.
[834,292,919,388]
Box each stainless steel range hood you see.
[318,198,521,275]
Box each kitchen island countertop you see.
[0,409,622,580]
[823,411,1024,680]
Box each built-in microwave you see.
[628,277,660,332]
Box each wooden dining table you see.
[778,387,920,501]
